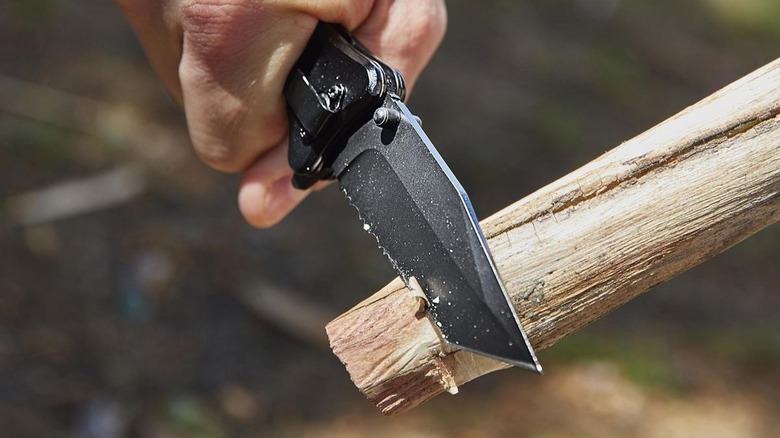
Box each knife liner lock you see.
[284,23,406,189]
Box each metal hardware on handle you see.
[284,22,406,189]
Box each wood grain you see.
[326,58,780,415]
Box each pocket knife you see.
[284,22,541,372]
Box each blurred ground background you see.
[1,0,779,436]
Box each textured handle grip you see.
[284,22,405,189]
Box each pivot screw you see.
[320,85,345,112]
[373,107,402,128]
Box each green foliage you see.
[585,42,647,103]
[703,331,780,367]
[701,0,780,41]
[165,396,224,438]
[529,99,586,155]
[546,334,681,390]
[0,116,73,168]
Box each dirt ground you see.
[1,0,778,436]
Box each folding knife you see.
[284,23,541,372]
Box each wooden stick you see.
[5,165,147,227]
[326,58,780,415]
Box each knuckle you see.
[178,0,263,86]
[186,105,250,172]
[197,135,248,173]
[179,0,255,25]
[184,97,286,173]
[178,60,288,174]
[179,0,257,51]
[177,57,212,90]
[193,138,245,172]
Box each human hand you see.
[116,0,447,227]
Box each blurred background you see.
[1,0,779,436]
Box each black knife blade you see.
[284,22,541,372]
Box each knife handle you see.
[284,22,406,189]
